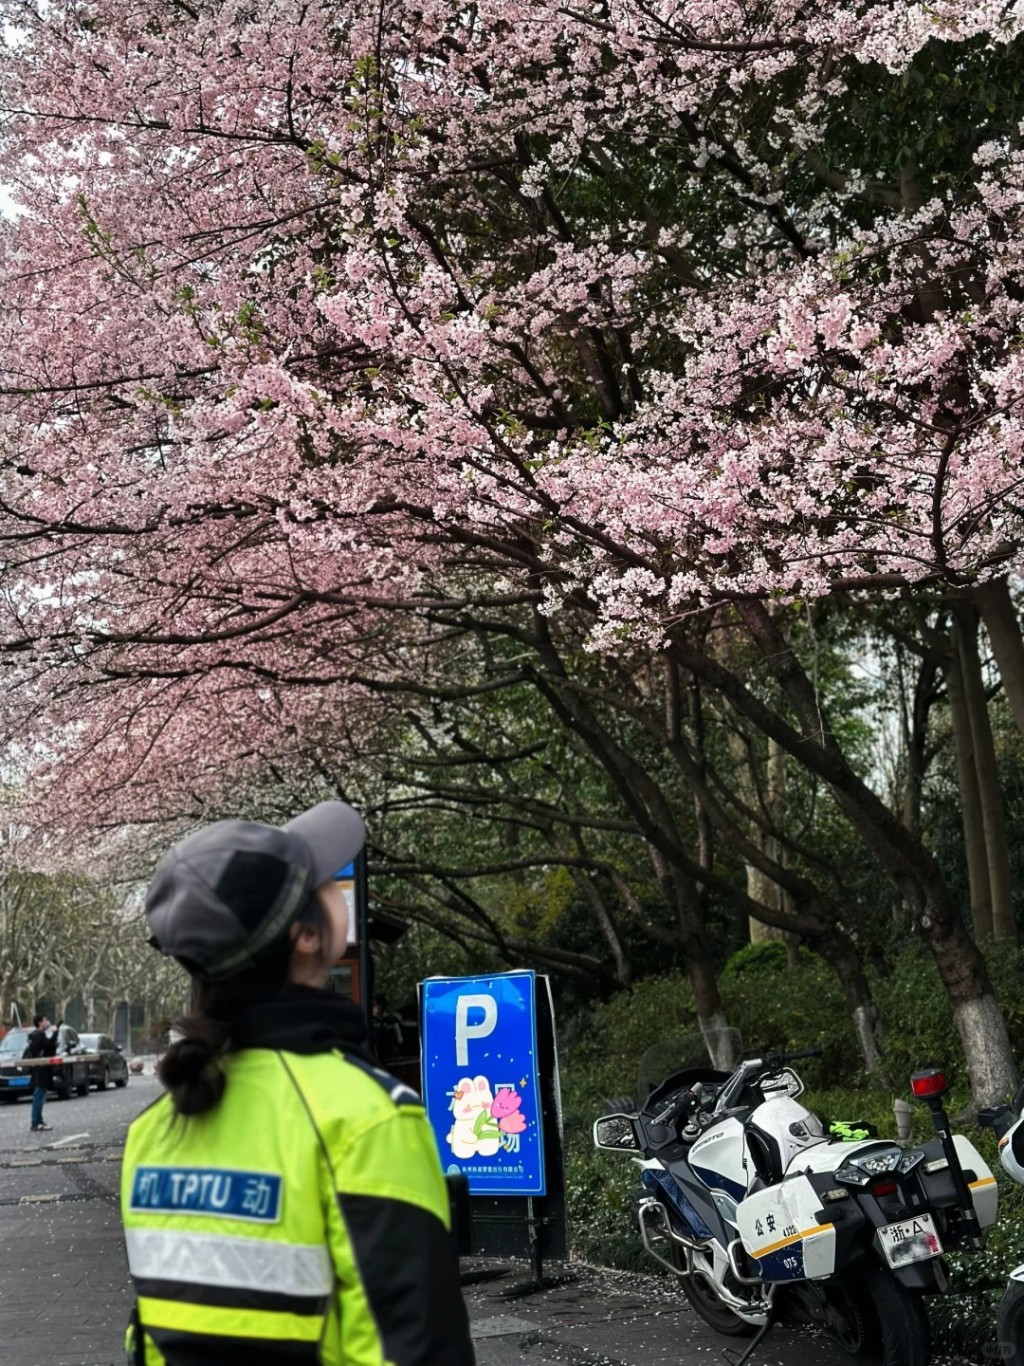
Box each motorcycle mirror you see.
[977,1105,1016,1138]
[593,1114,641,1152]
[761,1067,804,1100]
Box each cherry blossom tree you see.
[1,0,1022,1098]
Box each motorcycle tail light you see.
[835,1163,871,1186]
[853,1148,902,1176]
[911,1069,948,1098]
[873,1181,898,1197]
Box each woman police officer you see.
[121,801,475,1365]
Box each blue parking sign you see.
[421,971,546,1196]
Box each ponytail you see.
[157,1013,230,1116]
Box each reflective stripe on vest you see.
[136,1297,325,1343]
[125,1228,334,1297]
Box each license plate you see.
[6,1077,30,1088]
[878,1213,942,1268]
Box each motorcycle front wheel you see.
[677,1270,757,1338]
[997,1277,1024,1366]
[819,1264,930,1366]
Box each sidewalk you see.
[0,1175,132,1366]
[461,1259,984,1366]
[465,1259,819,1366]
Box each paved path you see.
[462,1261,990,1366]
[0,1073,144,1364]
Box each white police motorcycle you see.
[979,1083,1024,1365]
[594,1039,998,1366]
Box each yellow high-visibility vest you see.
[121,1047,473,1365]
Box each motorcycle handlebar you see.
[651,1081,706,1129]
[648,1049,824,1129]
[753,1046,823,1075]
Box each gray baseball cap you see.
[145,801,366,980]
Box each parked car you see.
[0,1025,91,1101]
[74,1033,129,1090]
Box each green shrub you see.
[874,943,1024,1101]
[719,942,858,1090]
[561,974,697,1267]
[719,938,807,981]
[927,1133,1024,1356]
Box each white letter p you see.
[455,994,497,1067]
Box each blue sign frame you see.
[421,971,546,1196]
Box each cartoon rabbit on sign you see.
[446,1076,501,1158]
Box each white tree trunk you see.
[953,994,1019,1108]
[698,1010,739,1069]
[852,1005,882,1072]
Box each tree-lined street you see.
[1,0,1023,1108]
[1,3,1024,1360]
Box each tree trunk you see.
[976,578,1024,738]
[827,939,883,1071]
[687,950,739,1069]
[529,607,740,1065]
[683,671,715,918]
[953,993,1015,1111]
[728,731,789,945]
[953,602,1016,943]
[945,632,994,942]
[697,601,1019,1107]
[750,739,789,943]
[897,643,939,838]
[670,867,737,1069]
[575,872,632,987]
[698,1010,739,1069]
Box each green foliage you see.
[564,975,698,1103]
[719,939,797,979]
[719,941,856,1089]
[873,944,1024,1096]
[372,923,488,1012]
[560,975,696,1265]
[928,1152,1024,1357]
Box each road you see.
[0,1074,987,1366]
[0,1074,158,1366]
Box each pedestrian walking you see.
[121,800,475,1365]
[24,1013,58,1132]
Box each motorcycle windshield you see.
[636,1028,742,1103]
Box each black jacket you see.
[24,1027,58,1060]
